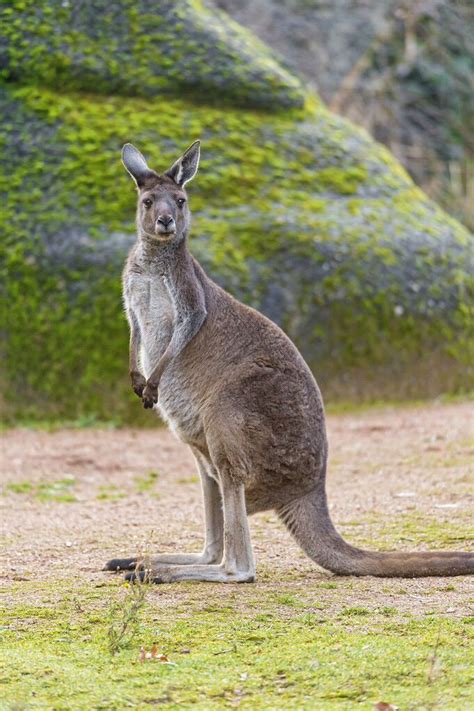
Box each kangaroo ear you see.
[122,144,156,188]
[165,140,200,187]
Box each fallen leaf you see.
[374,702,398,710]
[138,646,176,665]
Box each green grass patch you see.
[96,485,126,501]
[5,481,34,495]
[340,510,474,551]
[0,578,472,709]
[134,470,160,494]
[340,606,371,617]
[177,475,200,485]
[4,476,77,503]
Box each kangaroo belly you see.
[157,368,204,446]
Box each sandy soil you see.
[1,400,473,616]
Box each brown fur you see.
[105,142,474,583]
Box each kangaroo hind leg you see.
[105,448,224,572]
[127,464,255,584]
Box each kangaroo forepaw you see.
[142,382,158,409]
[130,371,146,398]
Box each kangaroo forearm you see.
[129,338,141,374]
[126,307,142,375]
[147,308,206,386]
[128,317,146,398]
[146,352,171,388]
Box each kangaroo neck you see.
[138,232,192,278]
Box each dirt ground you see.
[1,400,473,616]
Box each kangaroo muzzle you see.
[155,214,176,235]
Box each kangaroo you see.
[105,141,474,583]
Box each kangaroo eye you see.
[176,198,186,208]
[143,198,153,208]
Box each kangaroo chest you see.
[127,273,174,378]
[126,270,203,444]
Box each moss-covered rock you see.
[0,0,303,109]
[0,1,472,422]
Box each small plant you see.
[177,475,199,485]
[107,564,149,656]
[134,470,160,493]
[97,484,125,501]
[426,628,442,684]
[341,606,371,617]
[275,593,298,607]
[5,481,34,494]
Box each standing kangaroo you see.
[106,141,473,583]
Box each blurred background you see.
[218,0,474,230]
[0,0,472,424]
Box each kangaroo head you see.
[122,141,200,242]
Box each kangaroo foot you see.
[104,557,143,572]
[124,564,255,584]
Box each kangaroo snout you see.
[156,214,176,234]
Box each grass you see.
[134,471,160,494]
[0,577,472,710]
[338,511,474,552]
[2,392,473,430]
[324,391,474,416]
[1,402,471,708]
[96,485,126,501]
[0,416,124,432]
[177,475,200,485]
[5,477,77,503]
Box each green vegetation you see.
[0,0,303,109]
[1,402,472,708]
[0,578,472,709]
[0,0,472,423]
[97,484,126,501]
[339,511,474,552]
[5,476,77,503]
[177,475,200,485]
[5,481,34,495]
[134,470,160,493]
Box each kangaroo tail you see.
[277,485,473,577]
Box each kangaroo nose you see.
[157,214,174,228]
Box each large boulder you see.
[0,0,472,422]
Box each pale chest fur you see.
[125,272,173,376]
[124,269,203,444]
